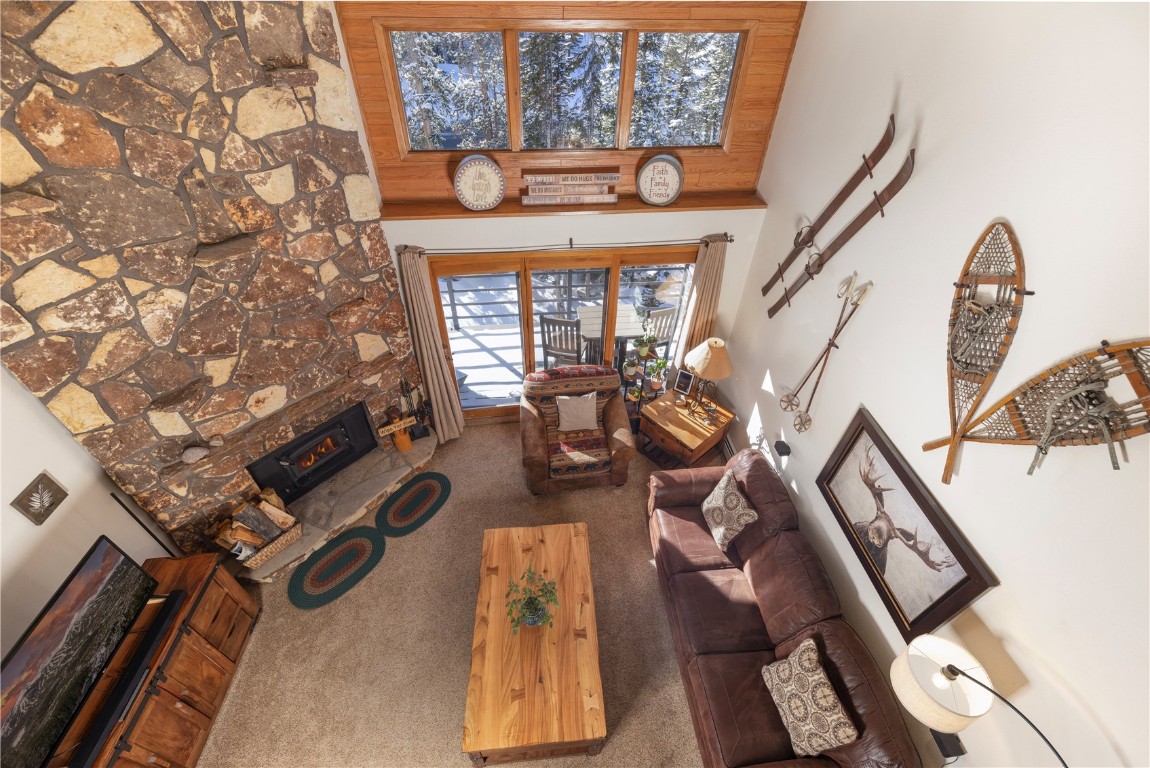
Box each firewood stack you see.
[215,488,298,563]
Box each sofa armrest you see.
[520,399,549,492]
[776,620,924,768]
[647,465,726,518]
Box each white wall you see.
[0,369,167,657]
[728,3,1148,766]
[382,208,767,343]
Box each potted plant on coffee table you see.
[506,565,558,634]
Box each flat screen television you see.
[1,536,157,768]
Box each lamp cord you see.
[945,665,1069,767]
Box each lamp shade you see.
[684,338,732,381]
[890,634,994,733]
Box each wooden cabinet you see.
[639,392,733,467]
[115,689,213,768]
[113,556,258,767]
[50,554,259,768]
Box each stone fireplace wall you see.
[0,2,419,552]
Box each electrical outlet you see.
[931,729,966,759]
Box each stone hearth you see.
[244,431,437,582]
[0,2,420,553]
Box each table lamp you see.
[684,338,732,417]
[890,633,1067,767]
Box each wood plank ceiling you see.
[336,2,805,218]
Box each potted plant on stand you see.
[506,566,558,634]
[648,358,669,392]
[622,356,639,377]
[633,316,657,358]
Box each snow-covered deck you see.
[449,322,527,409]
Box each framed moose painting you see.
[816,407,997,641]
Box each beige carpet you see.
[198,423,704,768]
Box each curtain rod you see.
[396,233,733,256]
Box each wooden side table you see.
[639,392,733,467]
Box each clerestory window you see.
[387,27,741,153]
[338,3,803,214]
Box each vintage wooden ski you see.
[761,115,896,298]
[767,149,916,319]
[934,222,1031,484]
[922,339,1150,474]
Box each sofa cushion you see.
[547,428,611,478]
[668,569,773,657]
[653,506,742,576]
[775,620,924,768]
[744,530,840,644]
[692,651,795,767]
[724,450,802,562]
[702,470,758,550]
[761,638,859,756]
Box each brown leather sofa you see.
[647,449,922,768]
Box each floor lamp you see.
[890,634,1068,767]
[683,338,732,419]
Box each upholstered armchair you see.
[520,365,635,494]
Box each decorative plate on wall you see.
[454,154,506,211]
[636,154,684,206]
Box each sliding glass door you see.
[529,263,610,372]
[429,247,695,416]
[436,269,524,409]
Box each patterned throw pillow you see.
[701,469,757,551]
[761,638,859,756]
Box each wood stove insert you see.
[246,402,377,503]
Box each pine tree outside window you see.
[387,27,741,152]
[390,31,510,151]
[629,33,740,147]
[519,32,622,150]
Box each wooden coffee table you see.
[463,523,606,766]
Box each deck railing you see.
[438,265,693,408]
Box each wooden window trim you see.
[338,3,804,216]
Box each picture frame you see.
[816,407,997,641]
[10,472,67,525]
[672,369,695,396]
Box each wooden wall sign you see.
[377,416,418,437]
[521,169,620,206]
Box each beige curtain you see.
[398,246,465,443]
[674,234,728,368]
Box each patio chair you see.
[647,305,678,360]
[539,315,584,369]
[520,365,635,494]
